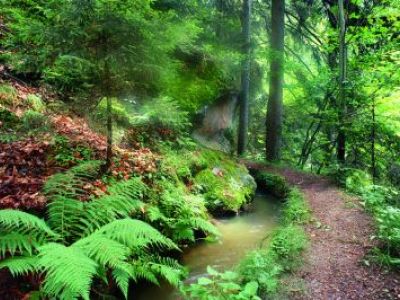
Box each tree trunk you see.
[337,0,347,164]
[238,0,252,156]
[266,0,285,161]
[105,96,113,171]
[371,97,376,183]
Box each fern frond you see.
[43,161,101,200]
[0,232,43,258]
[148,256,184,287]
[0,256,38,276]
[96,219,178,250]
[38,243,98,300]
[73,235,130,268]
[132,255,184,287]
[190,217,220,237]
[112,267,131,299]
[0,210,58,237]
[47,196,85,240]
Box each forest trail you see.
[245,163,400,300]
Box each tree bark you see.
[105,96,113,171]
[266,0,285,161]
[337,0,347,164]
[371,97,376,183]
[238,0,252,156]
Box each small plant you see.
[282,189,311,225]
[52,135,93,167]
[26,94,45,112]
[21,110,49,132]
[0,84,18,107]
[181,266,261,300]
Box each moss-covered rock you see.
[160,147,256,215]
[193,153,256,214]
[254,171,289,198]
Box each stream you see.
[135,193,278,300]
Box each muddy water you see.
[135,193,278,300]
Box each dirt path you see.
[245,163,400,300]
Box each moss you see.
[159,147,256,215]
[254,171,289,198]
[194,164,256,214]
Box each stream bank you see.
[134,193,279,300]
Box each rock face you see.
[192,92,238,153]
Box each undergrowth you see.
[0,161,186,299]
[346,169,400,266]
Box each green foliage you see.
[138,97,190,132]
[21,110,49,132]
[182,266,261,300]
[91,98,132,128]
[0,161,184,299]
[0,84,18,106]
[238,250,282,294]
[345,169,400,265]
[193,151,256,214]
[185,178,309,298]
[254,172,289,198]
[281,189,311,225]
[26,94,45,112]
[146,179,218,243]
[51,135,93,167]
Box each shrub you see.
[91,98,132,128]
[238,250,282,294]
[345,169,373,195]
[0,108,19,127]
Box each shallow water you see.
[135,193,278,300]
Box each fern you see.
[0,232,42,258]
[38,243,98,300]
[73,234,130,268]
[0,210,57,236]
[0,256,38,276]
[78,178,146,236]
[43,160,101,200]
[96,218,178,250]
[0,161,185,299]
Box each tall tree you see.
[337,0,347,164]
[266,0,285,161]
[238,0,252,155]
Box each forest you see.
[0,0,399,299]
